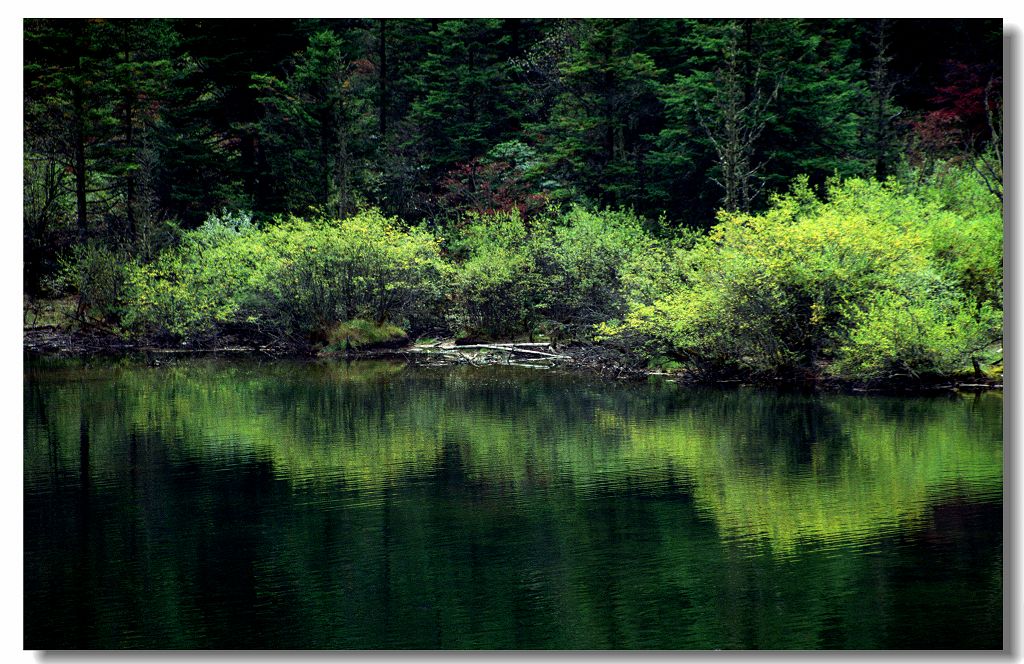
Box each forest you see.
[23,18,1004,384]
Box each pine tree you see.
[860,19,903,180]
[253,28,377,216]
[406,20,535,196]
[24,19,118,240]
[653,19,868,216]
[525,19,663,209]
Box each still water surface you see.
[24,358,1003,649]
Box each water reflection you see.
[24,358,1002,649]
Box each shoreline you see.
[24,326,1003,395]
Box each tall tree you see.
[24,19,118,240]
[524,19,663,209]
[653,19,867,217]
[253,28,377,217]
[99,19,178,246]
[406,20,534,187]
[860,19,903,180]
[167,19,312,220]
[693,21,779,212]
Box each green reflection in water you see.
[25,358,1002,649]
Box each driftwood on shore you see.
[436,343,570,359]
[400,341,572,366]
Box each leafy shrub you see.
[850,169,1003,308]
[446,212,545,339]
[122,210,448,342]
[540,207,666,339]
[57,241,131,323]
[607,175,1003,379]
[251,212,448,337]
[831,291,1000,380]
[122,212,267,339]
[98,166,1003,380]
[445,206,677,341]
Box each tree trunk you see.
[378,19,388,139]
[73,81,88,241]
[869,18,896,180]
[122,48,137,242]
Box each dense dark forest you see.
[23,18,1003,383]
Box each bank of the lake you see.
[23,323,1003,395]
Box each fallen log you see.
[452,344,568,359]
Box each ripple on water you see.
[23,359,1003,649]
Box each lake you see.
[24,357,1003,649]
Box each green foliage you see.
[23,297,78,329]
[831,291,1000,380]
[254,211,449,336]
[541,206,668,338]
[121,211,266,339]
[57,241,131,323]
[906,163,1004,308]
[446,212,545,339]
[253,29,377,217]
[608,174,1003,380]
[57,159,1002,385]
[122,210,448,341]
[445,206,677,341]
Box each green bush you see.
[831,291,1000,380]
[605,174,1003,380]
[446,212,545,340]
[122,211,268,339]
[57,241,131,324]
[540,207,668,339]
[445,207,678,341]
[254,211,449,337]
[85,166,1002,379]
[122,210,448,342]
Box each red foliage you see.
[351,58,377,76]
[440,157,548,219]
[912,60,1000,159]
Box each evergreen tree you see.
[25,19,118,240]
[405,19,536,212]
[653,19,868,216]
[253,28,377,216]
[525,19,663,209]
[860,19,903,180]
[167,19,313,221]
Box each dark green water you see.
[24,357,1003,649]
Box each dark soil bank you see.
[23,326,1002,396]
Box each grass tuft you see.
[323,319,408,352]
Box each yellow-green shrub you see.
[122,210,448,341]
[831,291,1000,380]
[446,212,545,339]
[607,174,1002,380]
